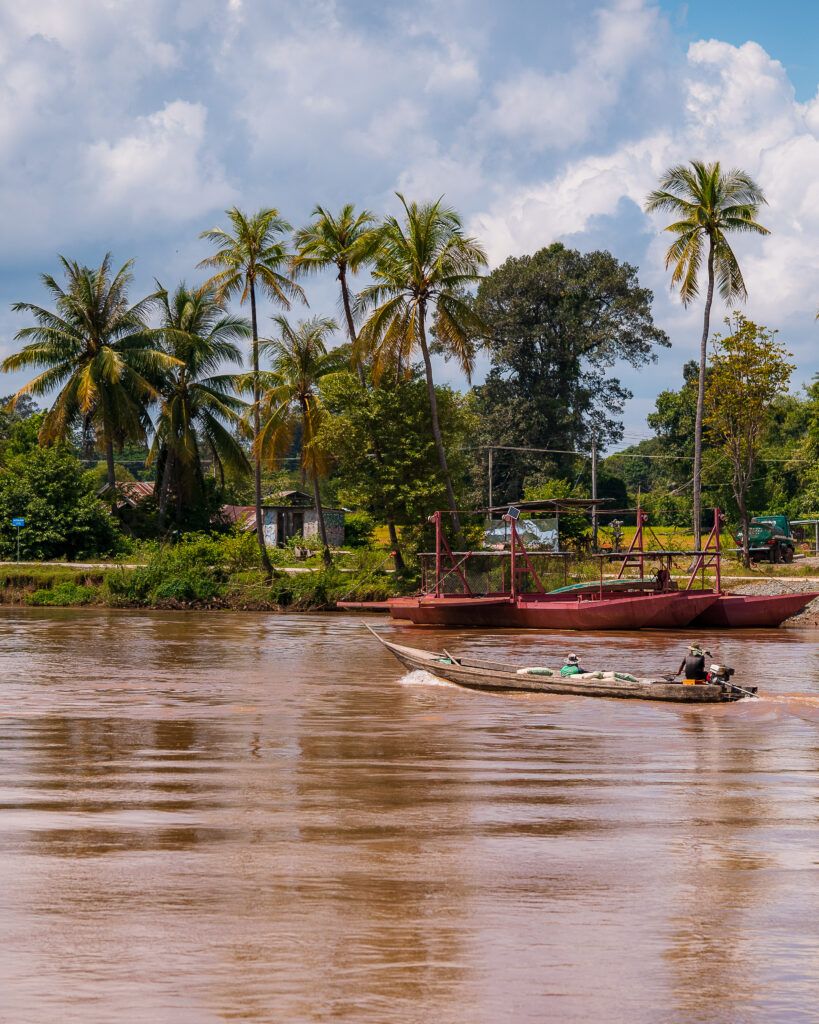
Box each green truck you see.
[734,514,796,563]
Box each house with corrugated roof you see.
[220,490,345,548]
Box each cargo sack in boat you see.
[516,667,555,676]
[573,671,640,683]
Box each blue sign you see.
[11,518,25,528]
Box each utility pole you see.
[488,447,494,514]
[591,434,599,552]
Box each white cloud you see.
[84,101,235,222]
[484,0,662,148]
[471,135,668,264]
[2,0,819,432]
[425,43,480,96]
[472,31,819,328]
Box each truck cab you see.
[735,515,795,563]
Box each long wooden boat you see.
[368,627,753,703]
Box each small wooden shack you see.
[220,490,345,548]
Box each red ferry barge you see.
[387,508,817,631]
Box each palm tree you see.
[151,283,251,526]
[645,161,769,547]
[292,204,380,368]
[256,316,343,565]
[2,254,175,487]
[293,204,410,569]
[356,195,487,532]
[199,208,306,575]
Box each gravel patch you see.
[728,579,819,596]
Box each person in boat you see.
[676,642,711,681]
[560,653,588,676]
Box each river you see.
[0,608,817,1023]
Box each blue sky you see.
[1,0,818,449]
[665,1,819,100]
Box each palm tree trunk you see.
[340,264,406,571]
[693,239,715,550]
[250,281,274,579]
[339,266,365,384]
[311,467,332,566]
[418,305,461,533]
[104,432,116,490]
[158,448,173,529]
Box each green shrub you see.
[101,533,254,606]
[343,510,375,547]
[0,444,124,560]
[28,582,97,606]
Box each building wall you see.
[303,509,345,548]
[261,508,278,547]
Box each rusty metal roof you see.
[98,480,155,507]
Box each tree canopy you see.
[0,444,122,560]
[473,243,669,502]
[2,255,176,487]
[318,369,477,535]
[705,315,794,564]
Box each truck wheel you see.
[783,546,794,564]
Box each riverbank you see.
[3,561,818,621]
[0,546,401,611]
[4,524,819,620]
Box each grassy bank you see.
[0,535,403,611]
[3,533,815,613]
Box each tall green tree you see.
[645,160,769,546]
[474,243,669,503]
[2,255,175,488]
[199,208,305,575]
[356,194,487,532]
[257,316,343,565]
[293,205,410,566]
[151,283,251,527]
[0,444,122,560]
[319,368,477,541]
[705,315,793,567]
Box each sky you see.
[2,0,818,451]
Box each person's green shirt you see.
[560,664,584,677]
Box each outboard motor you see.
[708,663,734,685]
[709,663,757,698]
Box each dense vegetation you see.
[0,175,812,607]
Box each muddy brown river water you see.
[0,608,817,1024]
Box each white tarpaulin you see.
[483,517,559,551]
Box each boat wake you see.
[399,669,455,688]
[748,691,819,724]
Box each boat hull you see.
[395,591,718,631]
[387,597,421,620]
[690,592,819,628]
